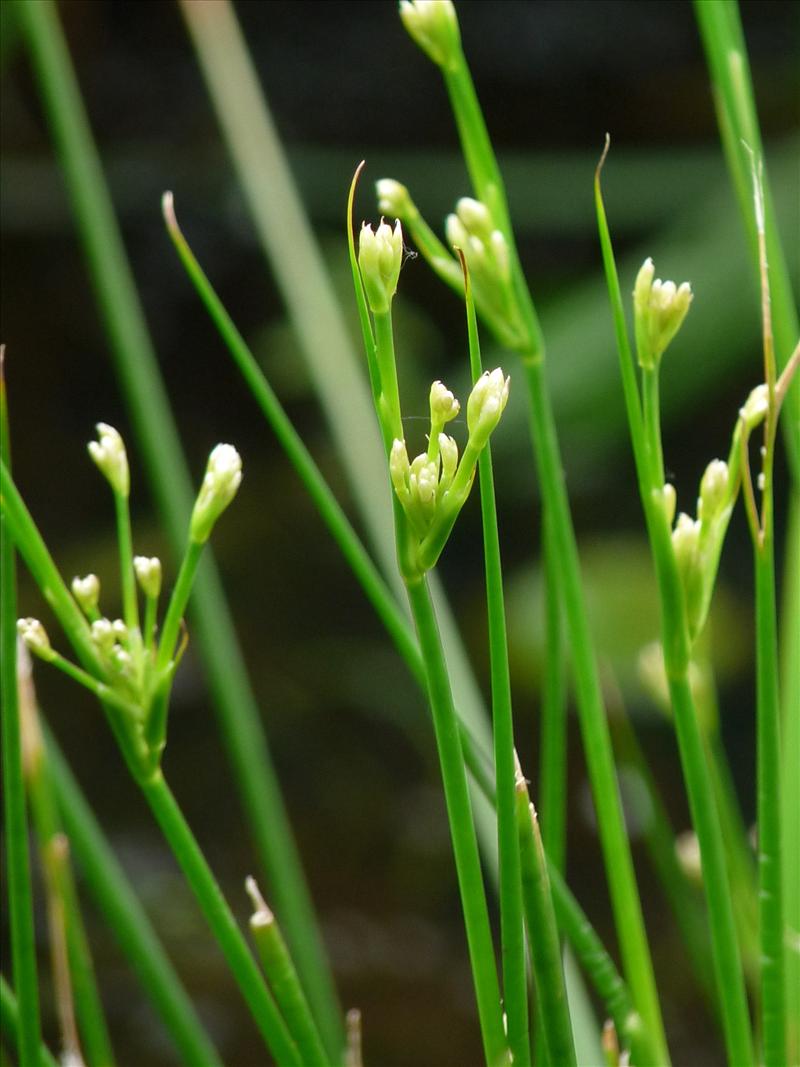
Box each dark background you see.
[1,2,798,1065]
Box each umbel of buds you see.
[17,618,51,658]
[399,0,461,70]
[88,423,130,497]
[358,219,403,315]
[190,444,243,544]
[633,258,693,370]
[390,370,510,566]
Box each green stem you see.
[373,310,404,443]
[0,977,57,1067]
[523,357,669,1065]
[246,881,329,1067]
[464,273,529,1066]
[113,489,139,634]
[514,781,576,1067]
[156,539,203,673]
[755,532,785,1067]
[139,772,300,1067]
[405,578,508,1067]
[641,367,665,487]
[17,2,340,1049]
[1,369,42,1067]
[539,506,567,876]
[22,686,115,1067]
[44,728,223,1067]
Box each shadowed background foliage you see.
[1,1,797,1064]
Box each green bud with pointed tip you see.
[190,444,243,544]
[399,0,461,71]
[633,258,693,369]
[467,368,510,449]
[358,219,403,315]
[88,423,130,497]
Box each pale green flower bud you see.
[672,512,700,572]
[698,460,729,522]
[110,646,132,674]
[467,368,510,448]
[389,438,412,506]
[455,197,494,243]
[88,423,130,497]
[358,219,403,315]
[399,0,460,70]
[439,433,458,491]
[488,230,511,282]
[17,618,51,658]
[445,213,469,254]
[739,383,768,431]
[409,453,438,512]
[133,556,162,599]
[72,574,100,615]
[190,444,243,544]
[633,258,693,369]
[429,380,460,426]
[675,830,703,886]
[657,484,677,527]
[91,618,115,654]
[376,179,413,220]
[111,619,129,645]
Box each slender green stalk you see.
[245,879,329,1067]
[514,779,575,1067]
[694,0,799,479]
[754,532,785,1066]
[538,507,566,876]
[425,32,667,1061]
[44,730,223,1067]
[595,167,754,1067]
[113,489,139,634]
[17,3,340,1050]
[0,364,42,1067]
[463,268,529,1066]
[155,540,203,673]
[0,978,58,1067]
[405,578,508,1067]
[139,771,300,1067]
[19,660,115,1067]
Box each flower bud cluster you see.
[358,219,404,315]
[445,199,523,345]
[633,258,693,370]
[667,457,733,641]
[390,370,510,563]
[399,0,461,70]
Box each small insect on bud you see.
[358,219,404,315]
[72,574,100,615]
[376,179,413,220]
[633,258,693,369]
[698,460,729,522]
[398,0,461,71]
[88,423,130,497]
[17,618,51,658]
[134,556,162,599]
[467,368,510,449]
[190,444,243,544]
[429,380,460,426]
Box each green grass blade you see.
[0,977,57,1067]
[0,362,42,1067]
[16,1,339,1049]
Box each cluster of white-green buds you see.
[445,199,524,345]
[190,444,243,544]
[633,258,693,370]
[399,0,460,71]
[358,219,404,315]
[17,617,52,659]
[390,370,509,563]
[88,423,130,497]
[666,456,734,642]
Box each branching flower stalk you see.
[385,5,668,1061]
[2,434,303,1067]
[353,202,510,1066]
[595,147,755,1067]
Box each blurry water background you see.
[1,1,798,1064]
